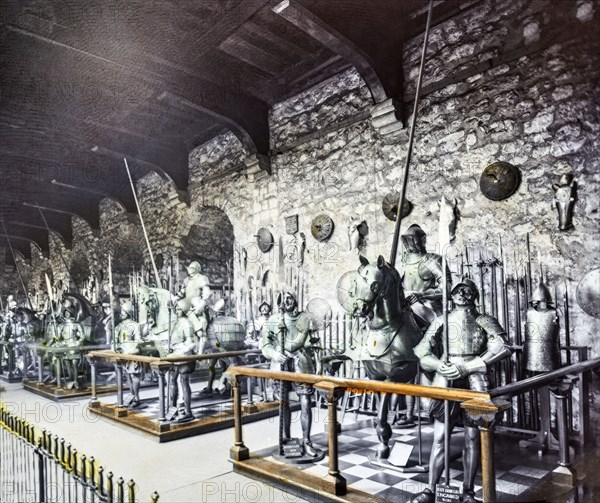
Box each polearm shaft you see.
[1,218,34,310]
[526,233,532,295]
[36,203,79,294]
[124,158,161,288]
[108,253,116,351]
[564,286,571,366]
[389,0,434,267]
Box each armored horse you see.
[347,255,424,458]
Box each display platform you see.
[22,379,119,400]
[232,419,567,503]
[88,392,298,442]
[0,373,24,384]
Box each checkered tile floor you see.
[120,389,236,421]
[262,419,558,502]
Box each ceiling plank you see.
[273,0,388,102]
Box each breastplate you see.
[446,309,485,356]
[60,322,80,345]
[401,256,431,292]
[185,275,208,299]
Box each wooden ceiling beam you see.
[1,223,49,254]
[157,90,270,160]
[273,0,389,103]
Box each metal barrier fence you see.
[0,403,159,503]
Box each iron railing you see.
[0,403,159,503]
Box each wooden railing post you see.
[115,361,124,407]
[88,356,98,401]
[549,377,577,486]
[153,364,168,422]
[230,375,249,461]
[314,381,346,496]
[37,352,44,383]
[461,398,509,503]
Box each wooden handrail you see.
[86,349,262,365]
[226,366,490,403]
[489,357,600,398]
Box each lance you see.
[526,233,533,295]
[476,249,486,314]
[438,195,452,486]
[45,272,59,341]
[564,283,571,366]
[490,254,498,319]
[108,253,116,351]
[124,158,161,288]
[167,257,173,354]
[1,217,34,310]
[499,238,509,337]
[389,0,434,266]
[36,204,79,294]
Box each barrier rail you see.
[0,402,159,503]
[86,349,262,421]
[226,357,600,503]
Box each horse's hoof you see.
[376,445,390,459]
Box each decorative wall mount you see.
[552,174,577,230]
[311,214,334,242]
[382,192,413,221]
[255,227,274,253]
[479,161,521,201]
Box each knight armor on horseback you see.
[400,224,448,324]
[177,261,210,301]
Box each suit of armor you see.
[115,302,143,406]
[169,300,197,422]
[411,278,511,503]
[178,261,210,301]
[399,225,449,321]
[51,310,85,388]
[261,292,320,457]
[524,281,561,372]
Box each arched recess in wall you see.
[69,252,90,292]
[180,206,234,287]
[110,226,145,295]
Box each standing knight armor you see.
[169,299,197,422]
[51,303,85,388]
[262,292,321,457]
[524,280,561,372]
[116,301,143,407]
[411,278,512,503]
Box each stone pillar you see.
[370,98,404,137]
[244,154,271,181]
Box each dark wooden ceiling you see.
[0,0,457,257]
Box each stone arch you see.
[180,206,234,286]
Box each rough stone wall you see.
[188,0,599,430]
